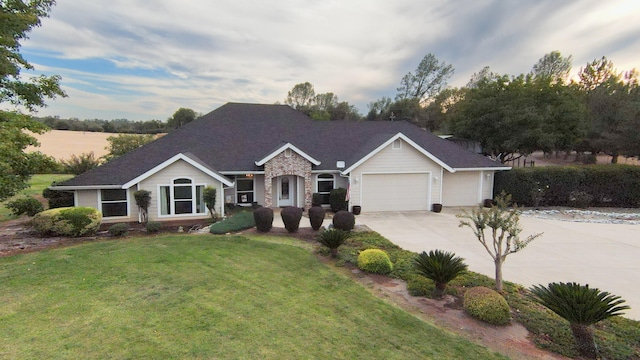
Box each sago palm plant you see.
[529,282,629,359]
[414,249,468,298]
[317,228,351,258]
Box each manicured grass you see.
[0,235,506,359]
[209,210,255,234]
[0,174,73,220]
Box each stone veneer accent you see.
[264,151,313,208]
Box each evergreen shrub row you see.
[494,165,640,208]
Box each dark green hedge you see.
[494,165,640,208]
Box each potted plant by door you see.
[352,205,361,215]
[432,203,443,213]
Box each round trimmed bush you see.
[357,249,393,274]
[463,286,511,325]
[254,207,274,232]
[146,221,162,233]
[6,197,44,217]
[308,206,326,230]
[332,210,355,231]
[108,223,129,237]
[281,206,303,233]
[31,206,102,237]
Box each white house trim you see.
[220,170,265,175]
[342,133,455,174]
[451,166,512,172]
[123,153,234,189]
[51,185,123,190]
[255,143,321,166]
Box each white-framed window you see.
[236,176,255,204]
[100,189,129,218]
[392,139,402,149]
[159,178,206,216]
[284,148,293,158]
[316,173,335,205]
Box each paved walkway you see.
[356,208,640,320]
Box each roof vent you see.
[336,161,345,169]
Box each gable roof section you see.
[342,132,455,174]
[122,153,233,188]
[255,142,321,166]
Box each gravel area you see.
[520,208,640,225]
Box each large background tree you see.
[0,0,66,201]
[283,82,361,121]
[396,53,454,105]
[101,133,157,162]
[530,50,573,83]
[167,108,198,129]
[578,57,639,163]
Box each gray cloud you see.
[21,0,640,120]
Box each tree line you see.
[34,107,200,134]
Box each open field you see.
[0,235,506,359]
[27,130,113,160]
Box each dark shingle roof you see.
[57,103,505,187]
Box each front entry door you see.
[278,176,294,207]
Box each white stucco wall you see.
[138,159,225,221]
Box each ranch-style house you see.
[51,103,510,223]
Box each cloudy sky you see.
[19,0,640,121]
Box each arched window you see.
[159,178,206,216]
[316,173,334,205]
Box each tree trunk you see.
[330,248,338,258]
[494,258,503,292]
[611,153,619,164]
[570,323,598,359]
[435,282,446,298]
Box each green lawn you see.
[0,235,506,359]
[0,174,73,220]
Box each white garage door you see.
[361,173,430,211]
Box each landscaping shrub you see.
[333,210,355,231]
[133,190,151,223]
[494,165,640,208]
[357,249,393,274]
[209,211,255,234]
[414,250,467,298]
[281,206,303,233]
[463,286,511,325]
[253,207,274,232]
[316,228,351,258]
[108,223,129,237]
[308,206,326,230]
[6,197,44,217]
[31,206,102,237]
[329,188,348,212]
[43,183,74,209]
[145,221,162,233]
[312,192,323,207]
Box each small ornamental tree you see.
[203,186,217,218]
[457,193,542,291]
[529,282,629,359]
[133,190,151,223]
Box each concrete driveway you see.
[356,208,640,320]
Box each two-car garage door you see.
[361,173,431,211]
